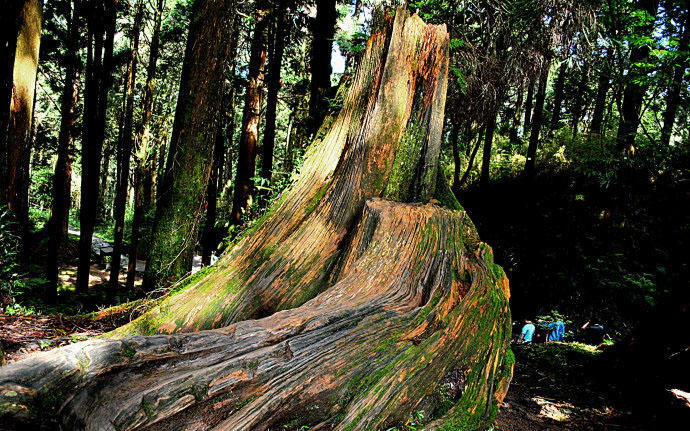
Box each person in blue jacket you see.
[547,320,565,342]
[518,320,536,344]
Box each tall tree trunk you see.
[523,77,535,134]
[260,0,290,193]
[450,120,461,189]
[480,109,498,189]
[110,0,144,289]
[589,48,613,135]
[0,1,21,205]
[230,1,270,225]
[6,0,42,258]
[549,60,567,130]
[616,0,660,157]
[524,58,550,178]
[660,12,689,148]
[201,114,224,266]
[571,62,590,138]
[0,12,512,431]
[127,0,166,290]
[76,0,117,293]
[222,14,240,189]
[46,0,80,303]
[510,84,524,144]
[307,0,337,136]
[145,0,233,289]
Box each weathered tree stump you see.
[0,8,512,430]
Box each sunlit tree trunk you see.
[0,2,21,204]
[6,0,42,257]
[145,0,233,289]
[47,0,80,303]
[0,13,512,431]
[230,0,270,225]
[110,0,145,289]
[127,0,166,291]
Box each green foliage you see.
[0,207,21,309]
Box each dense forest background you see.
[1,0,689,372]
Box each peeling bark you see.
[0,9,512,431]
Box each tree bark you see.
[260,0,290,191]
[6,0,42,258]
[77,0,117,293]
[522,77,535,134]
[524,58,550,178]
[570,61,589,138]
[127,0,166,291]
[230,1,270,225]
[480,110,498,189]
[201,113,224,267]
[0,12,512,431]
[616,0,660,156]
[589,48,613,135]
[307,0,337,136]
[111,0,145,289]
[46,0,80,303]
[549,60,567,130]
[458,126,485,189]
[0,1,21,206]
[145,0,233,289]
[660,11,689,148]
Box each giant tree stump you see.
[0,8,512,430]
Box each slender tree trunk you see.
[571,62,589,138]
[46,0,80,303]
[0,13,512,431]
[6,0,42,258]
[260,0,290,192]
[77,0,117,293]
[616,0,660,156]
[230,1,270,225]
[549,61,567,130]
[480,110,498,189]
[524,58,550,178]
[510,84,524,144]
[222,15,240,189]
[201,114,224,266]
[450,121,461,189]
[110,0,144,289]
[0,1,21,205]
[589,48,613,135]
[458,125,485,188]
[127,0,165,290]
[307,0,337,136]
[660,12,689,148]
[523,77,535,134]
[145,0,233,289]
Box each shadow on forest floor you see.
[496,343,642,431]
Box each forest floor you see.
[495,343,642,431]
